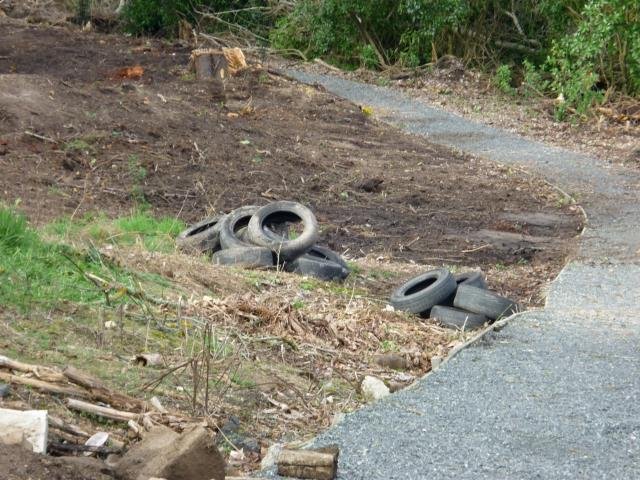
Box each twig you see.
[461,244,491,253]
[24,131,58,144]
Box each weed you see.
[292,299,305,309]
[380,339,398,352]
[493,64,516,95]
[300,279,319,291]
[64,138,92,153]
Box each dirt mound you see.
[0,444,111,480]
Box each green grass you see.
[1,208,185,311]
[0,208,116,310]
[49,211,186,253]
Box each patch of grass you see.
[0,207,133,311]
[64,139,92,153]
[380,339,398,352]
[49,211,185,253]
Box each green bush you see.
[493,64,516,95]
[121,0,277,37]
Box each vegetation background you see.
[108,0,640,120]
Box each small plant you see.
[521,60,549,98]
[64,138,92,153]
[360,44,379,69]
[380,339,398,352]
[493,64,516,95]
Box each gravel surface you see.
[262,71,640,479]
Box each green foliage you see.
[493,64,516,95]
[49,211,186,254]
[122,0,277,37]
[521,60,549,98]
[270,0,638,117]
[546,0,639,116]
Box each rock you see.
[0,408,48,453]
[361,376,390,402]
[0,383,9,398]
[260,442,283,470]
[114,425,225,480]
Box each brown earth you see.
[0,444,111,480]
[0,19,582,304]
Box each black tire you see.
[455,271,487,289]
[389,269,457,315]
[442,270,488,305]
[286,254,349,281]
[176,214,226,254]
[453,284,519,320]
[212,246,275,268]
[219,206,259,250]
[285,245,351,280]
[247,201,318,262]
[430,305,489,331]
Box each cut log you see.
[190,48,227,82]
[66,398,140,423]
[277,445,339,480]
[0,355,66,382]
[0,371,88,398]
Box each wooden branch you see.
[0,355,66,382]
[24,130,58,144]
[0,372,89,398]
[48,442,122,455]
[48,414,90,438]
[63,366,146,411]
[277,446,339,480]
[66,398,140,423]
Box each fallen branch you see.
[66,398,141,423]
[0,355,66,382]
[48,442,122,455]
[24,130,58,144]
[0,372,89,398]
[48,414,90,438]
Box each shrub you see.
[493,64,516,95]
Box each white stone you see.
[0,408,48,453]
[361,375,390,402]
[260,443,283,470]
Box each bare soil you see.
[0,19,582,304]
[0,15,584,478]
[295,58,640,167]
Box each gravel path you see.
[267,71,640,479]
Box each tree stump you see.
[190,48,228,82]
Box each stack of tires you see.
[176,201,350,281]
[389,269,519,330]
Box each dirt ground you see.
[0,19,582,303]
[296,59,640,167]
[0,12,586,479]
